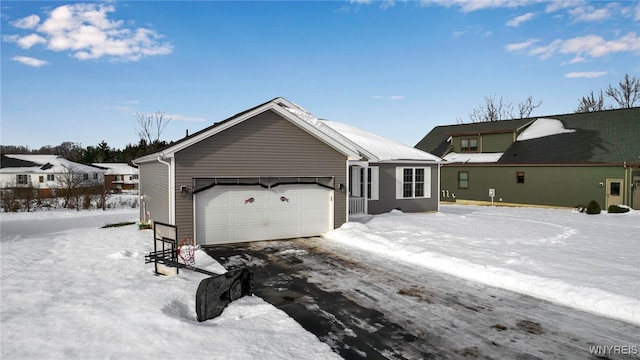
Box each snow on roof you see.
[443,152,504,164]
[321,120,441,162]
[1,154,103,174]
[92,163,139,175]
[517,118,576,141]
[280,102,440,162]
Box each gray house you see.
[134,97,440,245]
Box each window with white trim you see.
[395,167,430,199]
[367,167,379,201]
[16,174,29,185]
[47,174,55,181]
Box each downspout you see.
[157,155,174,224]
[345,161,350,223]
[437,161,442,212]
[624,162,629,206]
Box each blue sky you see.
[2,1,639,150]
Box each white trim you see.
[369,166,379,201]
[134,99,360,164]
[156,156,175,224]
[395,166,431,199]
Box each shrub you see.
[586,200,601,215]
[607,204,630,214]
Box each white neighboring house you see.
[0,154,104,197]
[92,163,139,193]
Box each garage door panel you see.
[269,208,299,223]
[234,227,267,242]
[233,210,267,225]
[195,184,333,245]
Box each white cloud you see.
[11,14,40,29]
[9,33,47,49]
[12,56,48,67]
[634,3,640,21]
[420,0,528,13]
[4,3,172,62]
[545,0,586,13]
[524,32,640,62]
[569,4,613,22]
[371,95,404,100]
[505,38,539,52]
[564,71,607,79]
[506,12,535,27]
[167,113,207,122]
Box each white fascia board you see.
[270,105,361,160]
[134,103,279,164]
[134,99,361,163]
[375,159,442,164]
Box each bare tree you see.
[575,90,605,113]
[54,142,83,162]
[605,73,640,108]
[135,111,172,153]
[466,94,541,123]
[468,94,513,122]
[57,165,102,209]
[518,96,543,118]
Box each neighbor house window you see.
[458,171,469,189]
[93,173,99,180]
[83,174,89,181]
[47,174,54,181]
[516,172,525,184]
[460,138,478,152]
[16,174,29,185]
[396,167,430,199]
[39,176,44,183]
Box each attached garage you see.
[194,180,334,245]
[134,97,440,246]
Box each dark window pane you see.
[403,183,413,198]
[610,182,620,196]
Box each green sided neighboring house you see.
[415,107,640,210]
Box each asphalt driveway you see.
[205,238,639,360]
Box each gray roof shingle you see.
[416,107,640,165]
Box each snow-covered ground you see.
[326,205,640,326]
[1,202,638,359]
[0,207,340,360]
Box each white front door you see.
[605,179,623,209]
[195,184,333,245]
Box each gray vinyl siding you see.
[174,109,348,241]
[138,160,171,224]
[368,163,439,214]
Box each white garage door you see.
[195,184,333,245]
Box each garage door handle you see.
[244,197,255,204]
[280,196,289,203]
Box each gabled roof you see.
[135,97,440,164]
[92,163,139,175]
[416,107,640,165]
[0,155,104,174]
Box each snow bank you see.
[325,206,640,325]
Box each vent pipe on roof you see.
[186,129,189,137]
